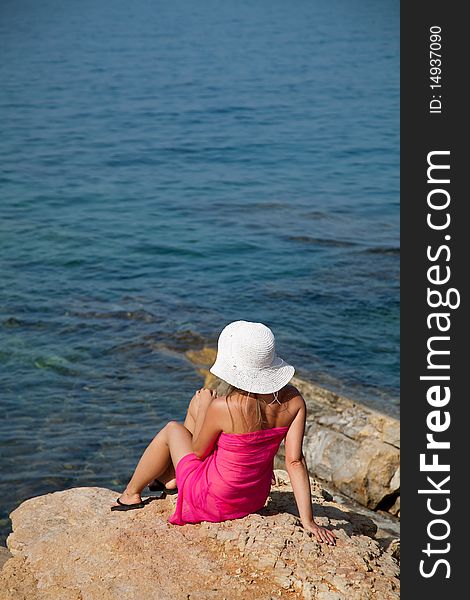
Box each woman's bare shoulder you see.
[282,384,306,417]
[280,384,304,404]
[212,395,235,430]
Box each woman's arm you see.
[191,388,224,459]
[284,394,337,546]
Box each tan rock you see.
[389,497,400,518]
[0,546,12,571]
[331,440,400,509]
[1,473,399,599]
[281,376,400,512]
[379,417,401,448]
[389,467,400,492]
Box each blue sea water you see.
[0,0,399,540]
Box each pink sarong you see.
[168,425,289,525]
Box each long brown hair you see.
[217,379,269,432]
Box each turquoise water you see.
[0,0,399,540]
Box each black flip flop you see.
[148,479,178,495]
[111,497,154,512]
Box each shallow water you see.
[0,0,399,542]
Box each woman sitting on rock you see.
[112,320,337,546]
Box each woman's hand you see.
[190,388,216,426]
[302,520,337,546]
[195,388,217,403]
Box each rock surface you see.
[1,471,399,599]
[187,347,400,515]
[0,546,12,570]
[285,377,400,513]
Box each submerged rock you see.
[1,471,399,599]
[185,346,217,366]
[186,346,219,388]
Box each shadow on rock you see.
[262,489,378,538]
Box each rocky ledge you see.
[281,377,400,516]
[0,470,399,600]
[188,347,400,517]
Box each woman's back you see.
[219,384,302,435]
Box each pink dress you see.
[168,425,290,525]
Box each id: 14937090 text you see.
[429,25,443,114]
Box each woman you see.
[112,320,337,546]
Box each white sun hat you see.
[209,320,295,394]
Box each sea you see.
[0,0,399,542]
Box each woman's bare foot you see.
[164,478,177,489]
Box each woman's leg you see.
[183,399,197,433]
[115,420,194,505]
[149,393,199,489]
